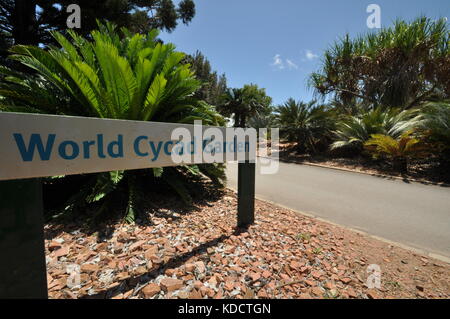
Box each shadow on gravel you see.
[43,178,227,243]
[79,227,249,299]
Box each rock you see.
[208,276,218,287]
[340,277,352,284]
[324,281,334,290]
[416,285,424,292]
[311,271,322,279]
[165,268,176,277]
[134,266,147,276]
[48,241,62,251]
[129,240,146,252]
[189,289,203,299]
[185,264,195,273]
[199,286,208,297]
[250,272,261,281]
[54,246,69,258]
[347,288,358,298]
[305,280,315,287]
[144,246,158,260]
[311,287,324,297]
[194,261,206,273]
[81,264,99,274]
[142,283,160,298]
[289,261,302,270]
[257,289,269,299]
[160,278,183,293]
[193,281,203,290]
[224,281,235,292]
[366,289,379,299]
[178,291,189,299]
[123,290,133,298]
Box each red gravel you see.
[44,190,450,299]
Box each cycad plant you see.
[421,100,450,166]
[0,22,226,222]
[331,108,422,153]
[364,131,429,173]
[275,99,334,154]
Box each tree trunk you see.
[233,112,240,128]
[240,115,246,128]
[393,157,408,174]
[12,0,37,45]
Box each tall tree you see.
[310,17,450,109]
[218,84,272,128]
[184,51,228,107]
[0,0,196,46]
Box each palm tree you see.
[310,17,449,109]
[218,84,272,128]
[0,22,225,222]
[275,98,334,154]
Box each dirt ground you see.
[44,189,450,299]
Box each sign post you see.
[0,112,258,298]
[237,162,255,227]
[0,179,48,298]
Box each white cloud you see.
[286,59,298,70]
[271,54,285,69]
[305,50,319,61]
[271,54,299,71]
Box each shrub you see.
[331,108,422,154]
[0,22,226,222]
[364,131,430,173]
[275,99,335,154]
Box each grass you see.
[296,232,311,241]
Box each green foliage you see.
[275,98,335,154]
[421,100,450,154]
[296,232,311,242]
[331,108,422,152]
[184,51,228,107]
[310,17,450,109]
[218,84,272,128]
[0,1,196,46]
[0,22,225,222]
[364,131,430,172]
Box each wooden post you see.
[0,179,48,299]
[237,161,256,227]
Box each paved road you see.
[226,160,450,259]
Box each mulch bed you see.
[44,189,450,299]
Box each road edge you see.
[227,186,450,265]
[258,156,450,188]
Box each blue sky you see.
[160,0,450,106]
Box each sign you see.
[0,112,257,298]
[0,112,254,181]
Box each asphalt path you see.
[226,160,450,259]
